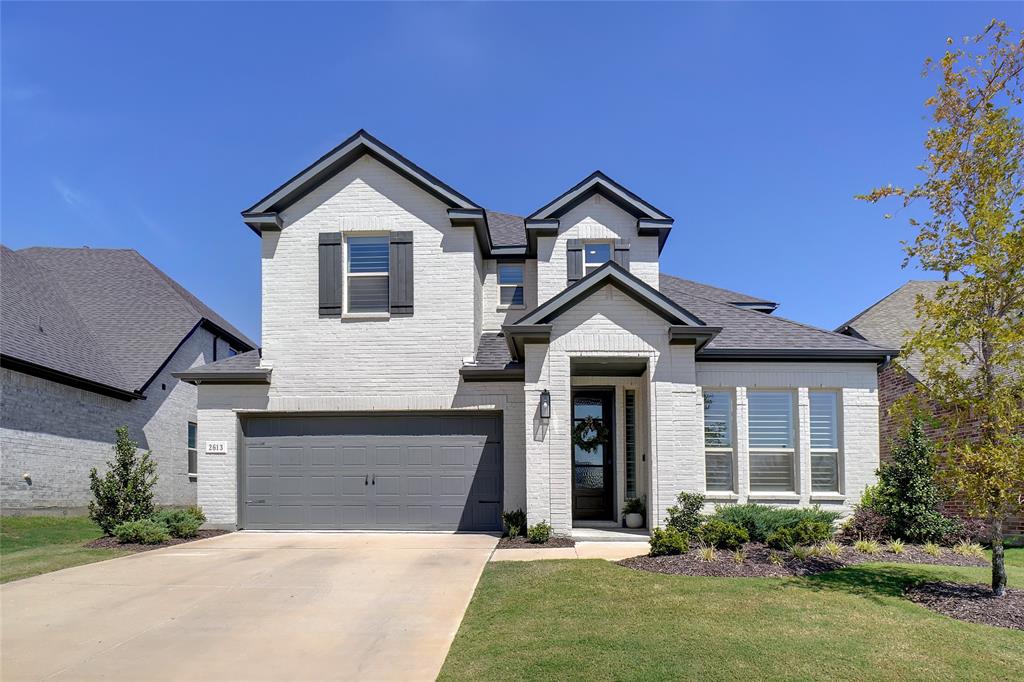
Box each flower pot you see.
[625,513,644,529]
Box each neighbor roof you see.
[1,246,257,398]
[835,280,945,350]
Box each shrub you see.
[114,518,170,545]
[822,540,843,558]
[887,539,906,555]
[953,541,985,559]
[153,509,201,539]
[88,426,159,535]
[923,542,943,557]
[939,516,988,546]
[648,527,689,556]
[698,519,748,550]
[874,419,956,543]
[184,505,207,524]
[502,509,527,538]
[665,492,705,535]
[710,504,840,543]
[621,497,645,519]
[768,551,785,566]
[854,539,881,555]
[731,548,745,565]
[697,544,716,562]
[837,506,888,543]
[766,519,832,549]
[859,484,883,510]
[791,545,811,561]
[527,520,552,544]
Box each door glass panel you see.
[573,397,602,420]
[575,466,605,489]
[574,444,603,466]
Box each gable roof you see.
[1,246,257,398]
[835,280,945,349]
[659,273,896,360]
[656,275,778,313]
[242,129,481,234]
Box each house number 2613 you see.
[205,441,228,454]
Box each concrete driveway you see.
[1,532,497,681]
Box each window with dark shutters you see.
[318,232,343,316]
[566,239,583,285]
[389,231,414,316]
[613,240,631,269]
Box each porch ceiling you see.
[570,357,648,377]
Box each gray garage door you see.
[240,414,502,531]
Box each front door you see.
[572,389,614,521]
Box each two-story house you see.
[178,130,895,534]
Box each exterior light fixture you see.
[539,390,551,420]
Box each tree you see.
[858,21,1024,596]
[88,426,159,535]
[874,419,955,543]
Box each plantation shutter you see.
[747,392,795,492]
[566,239,583,285]
[318,232,343,316]
[389,231,414,316]
[810,392,840,492]
[613,240,631,270]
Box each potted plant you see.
[622,497,645,529]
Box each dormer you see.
[524,171,673,302]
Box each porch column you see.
[523,342,573,534]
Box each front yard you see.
[0,516,131,583]
[439,550,1023,681]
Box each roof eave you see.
[172,369,271,385]
[241,211,283,236]
[668,325,723,352]
[1,354,142,401]
[459,366,526,382]
[696,348,899,363]
[500,324,552,361]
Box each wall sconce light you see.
[539,389,551,420]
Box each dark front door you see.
[572,389,614,521]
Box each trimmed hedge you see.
[649,527,689,556]
[709,504,840,543]
[113,518,170,544]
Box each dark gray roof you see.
[174,349,269,383]
[658,274,775,307]
[485,211,527,248]
[659,273,895,358]
[470,332,516,370]
[835,280,945,350]
[1,246,257,396]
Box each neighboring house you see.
[178,130,895,534]
[0,246,257,513]
[836,280,1022,535]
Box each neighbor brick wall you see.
[1,328,221,513]
[877,362,1022,535]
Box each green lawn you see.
[440,549,1024,681]
[0,516,131,583]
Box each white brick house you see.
[0,247,257,513]
[179,130,895,534]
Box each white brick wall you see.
[536,195,660,303]
[1,328,223,513]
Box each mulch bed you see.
[619,542,988,578]
[85,529,229,553]
[905,582,1024,631]
[496,536,576,549]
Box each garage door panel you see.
[242,414,502,531]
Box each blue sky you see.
[3,2,1019,343]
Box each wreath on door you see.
[572,416,610,453]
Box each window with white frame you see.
[583,242,611,275]
[703,390,735,491]
[747,391,796,491]
[497,262,524,308]
[187,422,198,477]
[810,391,840,492]
[346,235,390,314]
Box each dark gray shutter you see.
[566,239,583,285]
[318,232,343,316]
[389,231,414,316]
[613,240,631,269]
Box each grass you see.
[440,549,1024,681]
[0,516,131,583]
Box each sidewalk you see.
[491,541,648,562]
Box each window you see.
[747,391,795,491]
[810,391,840,492]
[583,242,611,275]
[346,235,390,314]
[497,262,524,308]
[703,390,734,491]
[187,422,197,477]
[625,390,637,498]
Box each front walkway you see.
[1,532,497,681]
[492,540,648,562]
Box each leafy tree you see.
[88,426,159,535]
[858,21,1024,595]
[874,419,955,543]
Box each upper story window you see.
[810,391,841,492]
[583,242,611,275]
[497,262,525,308]
[346,235,390,314]
[747,391,796,492]
[703,390,735,492]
